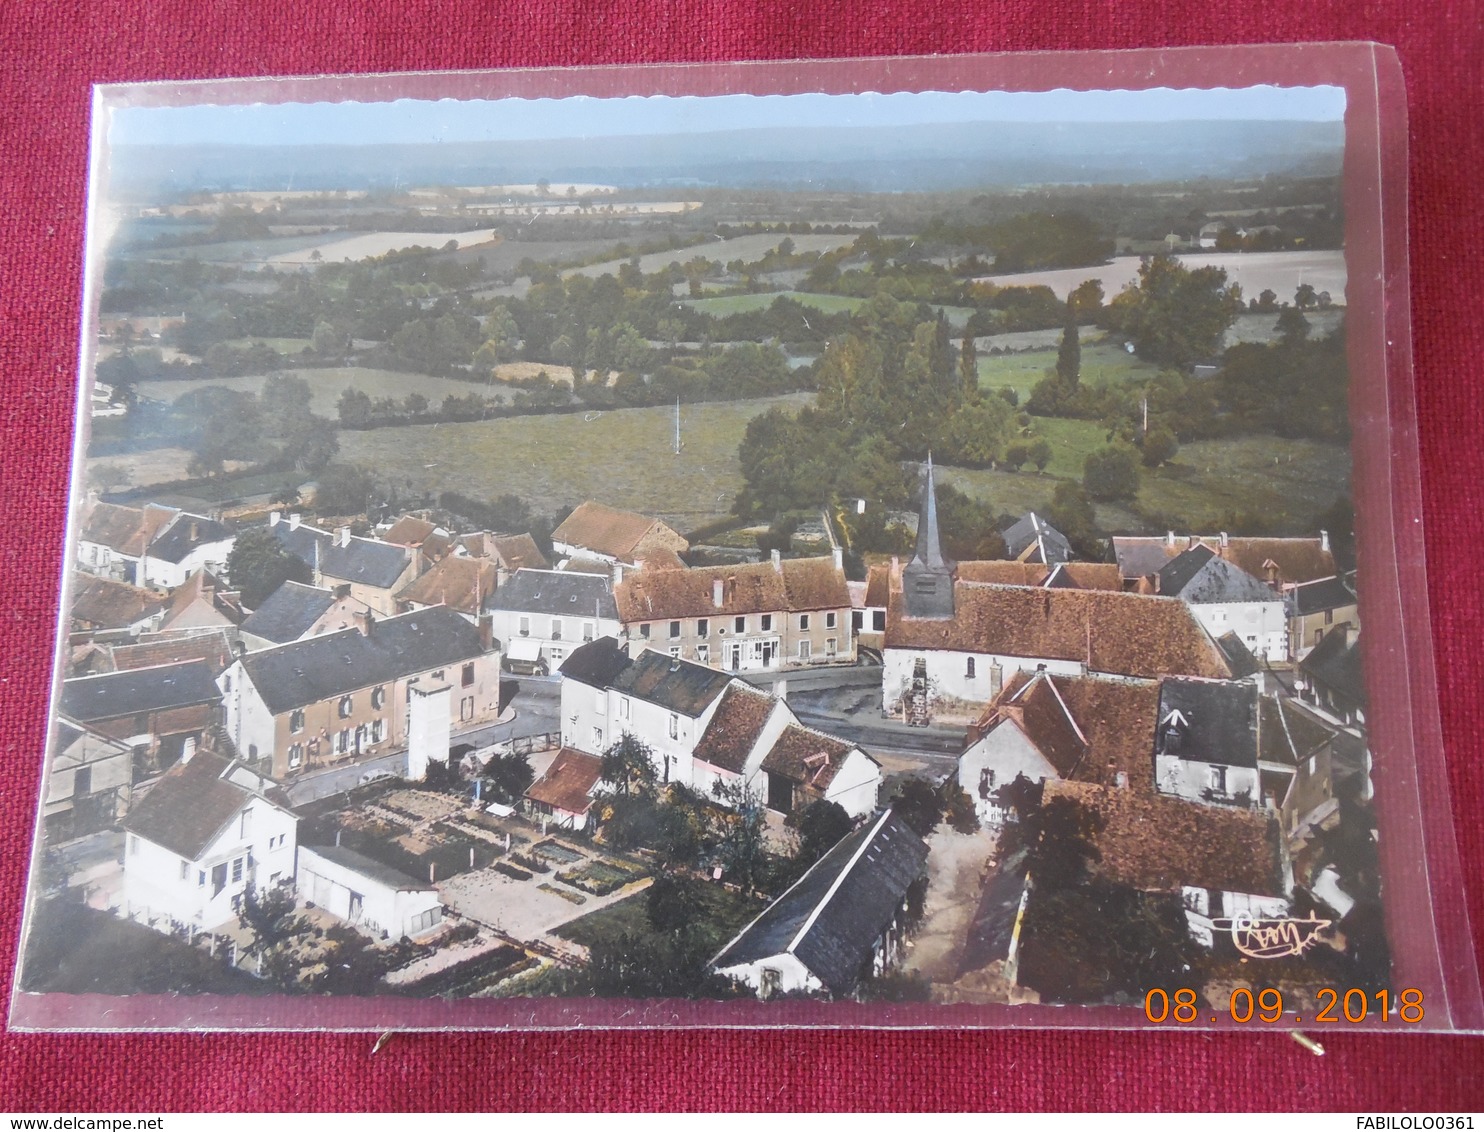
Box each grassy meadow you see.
[136,366,510,418]
[337,393,814,529]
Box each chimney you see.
[353,610,375,637]
[332,584,351,600]
[269,510,281,527]
[832,546,843,572]
[612,562,625,587]
[771,548,782,573]
[773,677,788,700]
[1320,529,1331,553]
[189,521,199,542]
[180,735,197,766]
[1219,531,1229,549]
[1165,530,1176,548]
[289,513,302,530]
[477,613,495,653]
[712,578,724,609]
[890,555,900,576]
[336,526,351,548]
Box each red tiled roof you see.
[693,684,778,774]
[490,533,548,572]
[614,557,847,623]
[396,556,497,615]
[885,582,1232,681]
[553,501,684,561]
[1113,535,1335,586]
[69,573,167,629]
[761,724,860,791]
[1042,779,1288,897]
[112,629,236,675]
[525,747,604,815]
[80,502,177,558]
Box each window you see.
[288,743,303,769]
[518,615,530,636]
[669,713,680,741]
[980,767,996,795]
[1306,755,1317,775]
[826,638,837,656]
[734,616,746,633]
[695,643,709,663]
[460,696,474,722]
[197,870,206,888]
[335,729,350,755]
[593,726,604,748]
[1208,765,1227,793]
[639,623,651,639]
[583,620,595,641]
[222,675,231,693]
[669,620,681,639]
[231,857,244,883]
[551,618,564,641]
[697,618,709,638]
[825,611,837,629]
[248,744,258,761]
[1324,609,1334,626]
[211,863,227,897]
[669,645,682,659]
[371,686,386,709]
[462,662,475,687]
[852,611,864,631]
[290,709,305,734]
[799,613,810,631]
[798,640,811,661]
[73,766,91,798]
[618,697,630,720]
[371,719,385,743]
[179,860,189,881]
[966,657,976,679]
[128,834,138,857]
[872,610,886,632]
[761,614,773,631]
[239,810,252,838]
[338,695,354,719]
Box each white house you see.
[487,568,620,674]
[1153,678,1263,808]
[711,810,928,998]
[139,513,237,590]
[297,844,443,940]
[76,501,178,585]
[1155,544,1287,664]
[45,718,134,842]
[121,750,298,934]
[524,747,605,831]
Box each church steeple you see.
[902,453,956,619]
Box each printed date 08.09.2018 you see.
[1143,987,1425,1024]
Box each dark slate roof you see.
[240,581,338,644]
[300,843,431,892]
[1001,512,1071,566]
[147,513,234,564]
[1288,576,1357,617]
[557,636,632,688]
[122,752,280,859]
[1300,626,1364,707]
[902,457,955,620]
[1214,631,1261,679]
[1155,678,1259,768]
[240,606,485,715]
[610,647,733,717]
[268,519,330,565]
[489,569,617,619]
[317,535,412,590]
[61,660,222,723]
[712,810,929,994]
[1159,547,1280,605]
[959,845,1032,974]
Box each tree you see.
[645,871,704,939]
[958,334,979,398]
[1055,302,1081,389]
[1069,278,1104,318]
[1140,425,1179,468]
[891,777,943,838]
[236,880,299,961]
[1004,442,1029,471]
[711,779,768,890]
[1294,282,1318,311]
[1027,437,1053,473]
[796,799,853,864]
[482,751,535,804]
[226,526,312,608]
[280,415,339,474]
[336,387,374,428]
[1255,288,1280,313]
[598,734,659,799]
[1083,444,1141,502]
[260,373,313,436]
[941,782,980,834]
[1275,306,1311,344]
[314,463,377,516]
[1104,255,1243,369]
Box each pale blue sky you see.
[111,86,1346,147]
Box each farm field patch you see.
[567,233,856,280]
[269,229,499,266]
[337,393,814,529]
[135,366,507,418]
[973,249,1346,305]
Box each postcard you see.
[12,46,1480,1032]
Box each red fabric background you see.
[2,2,1482,1112]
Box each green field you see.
[977,339,1162,400]
[940,420,1349,534]
[215,336,315,354]
[684,290,977,330]
[337,393,814,529]
[136,366,510,417]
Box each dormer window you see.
[338,695,354,718]
[290,709,305,734]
